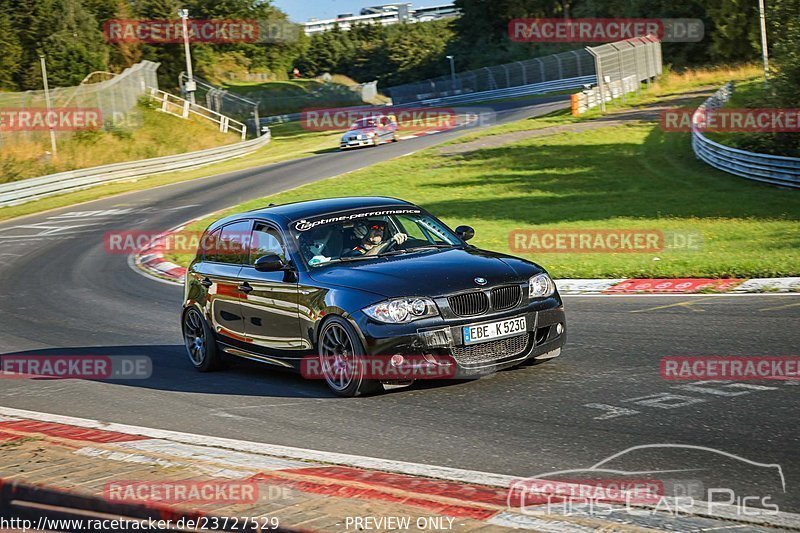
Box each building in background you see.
[303,3,459,35]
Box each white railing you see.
[0,132,270,208]
[148,88,247,140]
[692,83,800,189]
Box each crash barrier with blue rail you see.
[692,83,800,189]
[388,37,660,109]
[411,76,598,106]
[0,132,271,208]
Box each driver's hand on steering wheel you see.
[391,233,408,245]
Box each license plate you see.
[463,316,527,345]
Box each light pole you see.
[758,0,769,85]
[178,9,196,104]
[39,53,57,158]
[446,55,457,93]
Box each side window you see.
[217,220,252,264]
[200,228,221,261]
[396,215,428,242]
[249,223,287,265]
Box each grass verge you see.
[0,122,342,223]
[165,66,798,279]
[0,101,238,184]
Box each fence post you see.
[182,100,190,119]
[555,55,563,80]
[534,58,545,82]
[571,50,583,77]
[615,45,626,104]
[483,67,497,90]
[586,46,605,113]
[501,64,511,88]
[517,61,527,85]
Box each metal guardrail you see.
[148,88,248,139]
[692,83,800,189]
[388,49,595,105]
[0,132,271,208]
[410,76,597,106]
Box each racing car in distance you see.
[340,115,398,150]
[182,197,566,397]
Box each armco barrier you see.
[411,75,597,106]
[692,83,800,189]
[0,133,271,208]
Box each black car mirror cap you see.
[254,254,287,272]
[455,225,475,242]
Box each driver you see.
[350,222,407,256]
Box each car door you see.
[192,220,251,345]
[379,116,391,140]
[239,221,303,353]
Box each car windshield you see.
[350,118,379,130]
[292,209,462,267]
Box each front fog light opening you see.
[556,323,564,335]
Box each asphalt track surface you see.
[0,95,798,514]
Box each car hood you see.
[345,127,376,136]
[308,247,544,298]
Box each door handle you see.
[200,277,212,288]
[238,282,253,294]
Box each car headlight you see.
[363,298,439,323]
[529,273,555,298]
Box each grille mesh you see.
[448,291,489,317]
[491,285,522,311]
[450,334,529,365]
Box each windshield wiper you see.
[377,244,457,257]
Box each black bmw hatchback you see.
[182,197,566,396]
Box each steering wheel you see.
[381,237,398,253]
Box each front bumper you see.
[341,137,374,149]
[352,296,566,379]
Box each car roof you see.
[207,197,417,231]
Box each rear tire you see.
[317,316,382,397]
[182,307,223,372]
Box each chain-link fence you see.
[584,35,662,112]
[0,61,159,147]
[181,74,380,120]
[387,37,662,107]
[179,73,260,126]
[387,50,596,105]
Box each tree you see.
[768,0,800,108]
[0,8,23,89]
[17,0,109,89]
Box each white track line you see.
[0,406,516,487]
[3,406,800,530]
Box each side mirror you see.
[455,225,475,242]
[254,254,286,272]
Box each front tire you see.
[317,317,381,397]
[182,307,223,372]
